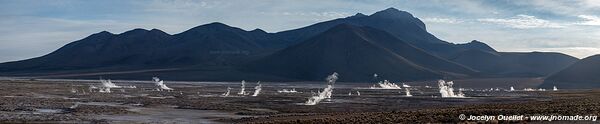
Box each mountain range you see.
[243,24,476,81]
[541,55,600,89]
[0,8,592,87]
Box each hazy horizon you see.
[1,0,599,63]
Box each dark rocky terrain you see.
[0,79,597,123]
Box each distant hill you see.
[275,8,452,56]
[0,8,580,82]
[541,55,600,89]
[0,22,283,74]
[448,51,578,77]
[243,24,476,82]
[273,7,577,77]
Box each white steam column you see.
[438,80,464,98]
[222,87,231,97]
[252,82,262,96]
[153,77,173,91]
[238,80,247,95]
[405,88,412,97]
[98,78,122,93]
[370,80,402,89]
[305,72,338,105]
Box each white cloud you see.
[422,17,463,24]
[477,14,564,29]
[259,11,352,23]
[141,0,215,13]
[581,0,600,8]
[260,11,351,18]
[427,0,499,15]
[512,0,600,16]
[576,15,600,26]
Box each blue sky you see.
[1,0,599,62]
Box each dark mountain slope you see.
[456,40,497,52]
[243,24,477,82]
[0,23,279,73]
[449,50,578,77]
[541,55,600,89]
[273,8,577,77]
[0,29,172,71]
[276,8,448,48]
[0,8,581,82]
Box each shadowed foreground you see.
[0,79,597,123]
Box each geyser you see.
[238,80,248,95]
[101,79,121,88]
[70,88,77,93]
[405,88,412,97]
[95,78,122,93]
[222,87,232,97]
[252,82,262,96]
[277,88,298,93]
[305,72,338,105]
[438,80,464,98]
[98,88,111,93]
[370,80,402,89]
[153,77,173,91]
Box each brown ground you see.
[236,90,600,123]
[0,79,597,123]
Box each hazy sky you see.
[1,0,599,62]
